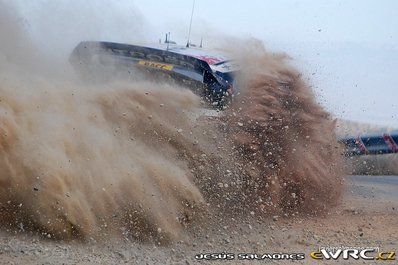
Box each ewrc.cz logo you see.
[310,247,395,261]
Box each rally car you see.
[70,40,238,107]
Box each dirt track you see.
[1,175,396,265]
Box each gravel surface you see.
[1,175,396,265]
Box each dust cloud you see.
[224,41,343,215]
[0,2,342,244]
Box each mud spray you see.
[0,3,342,244]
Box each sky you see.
[133,0,398,46]
[6,0,398,127]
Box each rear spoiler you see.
[70,41,225,92]
[339,132,398,156]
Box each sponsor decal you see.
[138,60,173,71]
[106,47,196,69]
[193,55,223,65]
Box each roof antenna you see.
[186,0,196,48]
[166,32,170,50]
